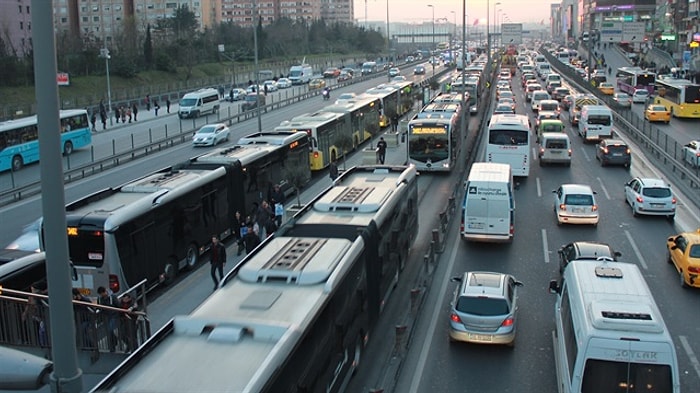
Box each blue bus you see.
[0,109,92,172]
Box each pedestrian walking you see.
[120,106,127,123]
[90,111,97,131]
[145,94,151,111]
[100,111,107,130]
[256,200,274,239]
[99,99,106,115]
[132,103,138,121]
[243,223,261,254]
[154,100,160,116]
[118,293,138,352]
[97,286,119,352]
[268,184,285,228]
[329,160,339,182]
[166,98,171,113]
[233,211,246,256]
[376,137,388,164]
[115,106,121,123]
[126,107,133,123]
[209,235,227,290]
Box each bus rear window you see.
[581,359,672,393]
[68,230,105,267]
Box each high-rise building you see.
[0,0,33,57]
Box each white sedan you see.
[263,80,278,92]
[276,78,292,89]
[553,184,599,226]
[192,123,230,147]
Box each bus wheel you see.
[63,141,74,155]
[185,243,199,270]
[11,155,24,171]
[163,259,177,285]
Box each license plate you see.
[551,151,562,154]
[469,333,493,342]
[571,207,584,213]
[613,153,622,156]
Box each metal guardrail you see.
[0,60,439,207]
[540,49,700,209]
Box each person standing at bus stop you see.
[376,137,388,164]
[210,235,227,290]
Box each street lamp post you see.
[100,48,112,126]
[450,10,457,66]
[491,1,501,69]
[496,8,502,50]
[428,4,435,76]
[252,0,262,133]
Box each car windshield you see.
[541,103,558,111]
[456,296,509,316]
[635,90,649,96]
[564,194,594,205]
[642,187,671,198]
[179,98,197,107]
[651,105,666,111]
[197,126,215,134]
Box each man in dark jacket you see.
[243,224,261,254]
[210,235,227,290]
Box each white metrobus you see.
[485,114,531,177]
[549,260,681,393]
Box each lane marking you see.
[679,335,700,381]
[624,229,648,270]
[579,144,591,161]
[542,229,550,263]
[596,176,611,200]
[536,177,542,197]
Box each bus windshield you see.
[409,133,449,162]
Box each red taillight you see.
[688,266,700,274]
[450,313,461,323]
[539,147,545,154]
[591,205,598,211]
[636,196,643,203]
[696,152,700,157]
[501,317,514,327]
[109,274,120,293]
[602,147,609,154]
[672,197,677,204]
[559,204,566,211]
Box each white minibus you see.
[578,105,613,142]
[460,162,514,242]
[178,88,220,119]
[549,260,680,393]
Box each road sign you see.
[683,50,691,71]
[622,22,645,43]
[600,22,622,42]
[501,23,523,45]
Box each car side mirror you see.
[614,251,622,259]
[450,276,462,283]
[515,281,524,287]
[548,279,560,294]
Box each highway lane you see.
[0,62,441,249]
[392,64,700,393]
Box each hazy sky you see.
[354,0,551,25]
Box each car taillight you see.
[591,205,598,211]
[109,274,120,293]
[696,152,700,157]
[672,197,677,204]
[559,204,566,211]
[539,147,545,154]
[688,266,700,274]
[636,196,643,203]
[568,149,572,156]
[501,317,514,327]
[626,148,631,154]
[450,313,461,323]
[602,148,609,154]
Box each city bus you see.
[654,77,700,119]
[51,132,311,297]
[615,66,655,95]
[407,111,459,172]
[90,165,419,393]
[322,96,382,145]
[275,111,350,170]
[486,114,531,177]
[363,83,415,128]
[0,109,92,172]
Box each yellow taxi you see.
[667,229,700,287]
[309,78,326,90]
[597,82,615,95]
[644,104,671,123]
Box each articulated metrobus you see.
[52,132,310,296]
[323,96,382,145]
[615,66,655,95]
[486,114,531,177]
[90,165,419,393]
[408,111,460,171]
[275,111,350,170]
[654,77,700,119]
[0,109,92,172]
[363,82,415,128]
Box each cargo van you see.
[549,260,680,393]
[578,105,613,142]
[361,61,378,75]
[460,162,515,242]
[538,133,571,166]
[288,63,314,85]
[178,88,220,119]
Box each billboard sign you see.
[501,23,523,45]
[622,22,646,43]
[600,22,622,42]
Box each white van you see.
[538,133,571,166]
[460,162,515,242]
[361,61,378,75]
[578,105,613,142]
[178,88,220,119]
[545,73,561,87]
[288,64,313,85]
[537,63,551,78]
[531,91,551,112]
[549,260,680,393]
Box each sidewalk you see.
[92,101,181,133]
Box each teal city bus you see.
[0,109,92,172]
